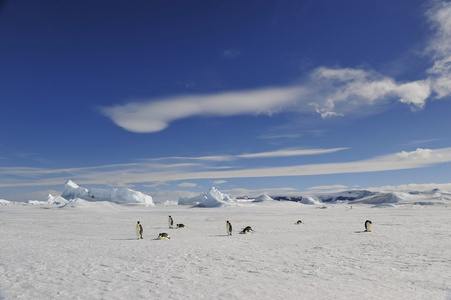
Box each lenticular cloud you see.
[100,87,304,133]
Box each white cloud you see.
[396,148,435,161]
[151,155,235,162]
[257,133,304,139]
[223,187,298,197]
[426,1,451,59]
[310,67,431,114]
[212,180,227,185]
[426,1,451,99]
[307,185,349,191]
[100,87,304,133]
[149,189,199,203]
[177,182,197,188]
[237,147,348,158]
[366,182,451,193]
[430,69,451,98]
[146,147,342,164]
[396,81,431,108]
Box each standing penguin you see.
[226,220,232,236]
[364,220,372,232]
[168,215,174,229]
[136,221,143,239]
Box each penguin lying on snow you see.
[295,220,303,225]
[176,224,185,228]
[364,220,372,232]
[226,220,232,236]
[136,221,143,239]
[157,233,171,240]
[168,215,174,229]
[240,226,253,234]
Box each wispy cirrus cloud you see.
[307,185,350,191]
[237,147,348,158]
[222,48,241,59]
[367,182,451,193]
[177,182,197,188]
[212,180,227,185]
[0,147,344,187]
[2,147,451,189]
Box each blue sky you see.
[1,0,451,202]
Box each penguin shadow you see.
[209,234,232,237]
[354,230,371,234]
[112,236,170,241]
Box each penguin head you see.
[137,221,140,224]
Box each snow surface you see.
[1,198,451,299]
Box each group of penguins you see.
[135,216,183,240]
[136,216,373,240]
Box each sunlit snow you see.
[1,184,450,299]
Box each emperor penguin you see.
[168,215,174,229]
[364,220,372,232]
[136,221,143,239]
[295,220,303,225]
[176,224,185,228]
[226,220,232,236]
[240,226,253,234]
[158,232,170,240]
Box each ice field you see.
[1,199,450,300]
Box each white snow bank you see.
[178,187,236,207]
[47,194,69,205]
[157,200,178,206]
[348,189,451,205]
[299,196,323,205]
[316,190,375,203]
[61,180,154,205]
[60,198,122,210]
[28,200,47,205]
[27,194,70,206]
[286,188,451,206]
[0,199,12,205]
[349,192,407,205]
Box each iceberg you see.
[61,180,154,205]
[178,187,236,207]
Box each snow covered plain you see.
[1,200,450,300]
